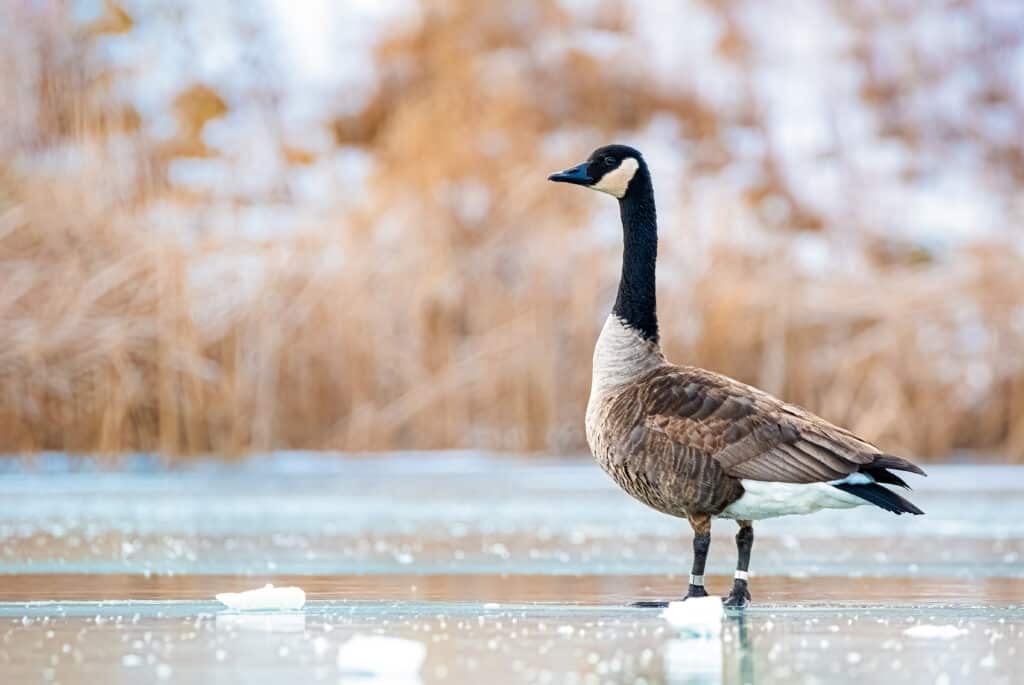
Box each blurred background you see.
[2,0,1023,461]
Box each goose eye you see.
[604,156,616,166]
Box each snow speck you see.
[903,624,968,639]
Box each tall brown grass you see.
[1,1,1022,460]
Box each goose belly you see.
[586,405,742,518]
[718,480,865,520]
[596,453,693,518]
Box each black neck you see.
[612,167,659,343]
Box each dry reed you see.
[1,1,1022,461]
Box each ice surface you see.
[661,596,724,637]
[3,601,1018,685]
[215,584,305,611]
[1,454,1023,683]
[1,457,1020,578]
[337,635,427,675]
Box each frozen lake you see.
[1,454,1022,683]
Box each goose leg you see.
[724,520,753,608]
[685,514,711,599]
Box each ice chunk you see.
[661,596,724,637]
[215,583,305,611]
[903,624,968,639]
[337,635,427,675]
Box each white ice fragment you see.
[902,624,968,639]
[337,635,427,676]
[661,597,724,638]
[215,584,305,611]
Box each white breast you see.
[585,315,664,439]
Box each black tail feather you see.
[861,467,911,489]
[871,454,927,476]
[833,482,924,515]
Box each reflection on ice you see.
[338,678,422,685]
[214,611,306,633]
[337,635,427,679]
[663,636,722,685]
[902,624,968,639]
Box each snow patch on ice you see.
[661,596,724,637]
[215,583,305,611]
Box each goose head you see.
[548,144,645,199]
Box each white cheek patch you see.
[591,157,639,198]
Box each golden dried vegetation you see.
[1,1,1023,460]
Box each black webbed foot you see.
[684,583,709,599]
[723,579,751,609]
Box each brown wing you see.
[636,365,912,484]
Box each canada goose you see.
[549,145,925,608]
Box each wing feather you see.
[637,365,920,485]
